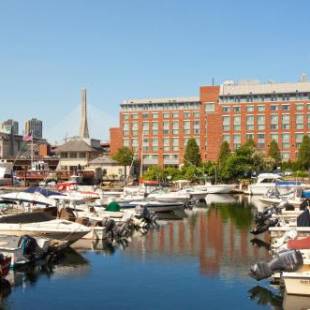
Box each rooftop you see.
[55,138,99,153]
[122,96,199,105]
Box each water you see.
[0,195,308,309]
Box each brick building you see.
[110,80,310,168]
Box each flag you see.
[23,132,33,142]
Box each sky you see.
[0,0,309,143]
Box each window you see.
[222,106,230,113]
[246,133,254,141]
[257,115,265,130]
[223,135,230,143]
[184,112,191,118]
[233,134,241,149]
[123,139,129,147]
[123,114,129,121]
[172,112,179,118]
[205,103,215,112]
[246,115,254,130]
[132,122,138,130]
[132,113,138,119]
[282,134,290,149]
[247,105,254,112]
[257,134,265,148]
[257,105,265,112]
[223,116,230,131]
[233,106,240,113]
[270,134,278,142]
[152,113,158,119]
[234,116,241,131]
[282,114,290,130]
[296,114,304,130]
[163,113,170,119]
[295,134,304,148]
[282,153,290,161]
[296,104,304,111]
[271,105,278,111]
[123,122,129,130]
[270,115,278,130]
[193,112,200,118]
[282,105,289,111]
[163,138,170,151]
[142,113,148,119]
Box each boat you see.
[246,173,283,195]
[118,200,185,213]
[204,183,236,194]
[0,219,90,245]
[282,268,310,296]
[0,235,67,268]
[147,189,190,203]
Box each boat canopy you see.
[25,187,64,197]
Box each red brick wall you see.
[109,127,123,156]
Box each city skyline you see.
[0,1,309,143]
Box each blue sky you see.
[0,0,309,143]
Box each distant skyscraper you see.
[25,118,43,139]
[79,88,90,139]
[0,119,19,135]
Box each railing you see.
[15,170,95,180]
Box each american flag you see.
[23,132,33,142]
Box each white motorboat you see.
[0,219,90,245]
[147,189,190,203]
[0,192,56,207]
[282,268,310,296]
[176,187,207,199]
[0,235,66,268]
[246,173,283,195]
[204,183,236,194]
[119,200,184,213]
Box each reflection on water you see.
[125,200,270,278]
[1,195,310,310]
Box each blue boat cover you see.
[25,187,64,197]
[302,191,310,198]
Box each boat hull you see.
[283,272,310,296]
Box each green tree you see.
[268,140,281,166]
[218,141,231,166]
[184,138,201,166]
[297,135,310,170]
[112,147,134,180]
[143,165,164,181]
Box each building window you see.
[296,104,304,111]
[163,113,170,119]
[295,133,304,148]
[296,114,304,130]
[246,115,254,130]
[193,112,200,118]
[172,112,179,118]
[70,152,77,158]
[282,105,290,111]
[132,113,138,119]
[233,106,240,113]
[247,105,254,112]
[257,115,265,130]
[152,113,158,119]
[282,114,290,130]
[257,105,265,112]
[223,116,230,131]
[270,134,278,143]
[205,103,215,112]
[223,134,230,143]
[282,134,290,149]
[60,152,68,158]
[184,112,191,118]
[222,106,230,113]
[270,115,278,130]
[234,116,241,131]
[233,134,241,149]
[142,113,148,119]
[270,105,279,111]
[123,140,129,147]
[257,134,265,148]
[246,133,254,141]
[123,114,129,121]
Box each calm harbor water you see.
[0,195,309,309]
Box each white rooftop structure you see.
[220,81,310,96]
[122,96,199,105]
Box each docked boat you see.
[0,219,90,245]
[204,183,236,194]
[147,189,190,203]
[282,269,310,296]
[246,173,282,195]
[118,200,185,213]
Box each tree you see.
[184,138,201,166]
[268,140,281,166]
[112,147,134,180]
[218,141,231,167]
[143,166,164,181]
[297,135,310,170]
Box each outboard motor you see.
[250,218,279,235]
[102,218,116,240]
[297,208,310,227]
[249,249,303,281]
[18,235,44,260]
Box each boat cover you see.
[25,187,64,197]
[288,237,310,250]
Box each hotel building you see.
[110,80,310,167]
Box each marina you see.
[0,186,308,309]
